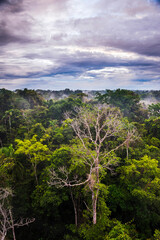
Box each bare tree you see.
[0,188,35,240]
[50,104,136,225]
[50,166,91,226]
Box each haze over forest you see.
[1,0,160,90]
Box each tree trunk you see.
[126,146,129,160]
[1,233,6,240]
[92,188,99,225]
[92,192,97,224]
[126,141,129,160]
[70,187,78,226]
[0,138,3,147]
[9,115,11,134]
[92,161,99,225]
[35,168,38,185]
[32,163,38,185]
[9,209,16,240]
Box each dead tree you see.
[0,188,35,240]
[50,104,136,225]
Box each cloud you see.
[0,0,24,12]
[0,20,34,46]
[149,0,160,5]
[0,0,160,90]
[68,1,160,58]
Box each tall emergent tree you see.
[50,104,136,225]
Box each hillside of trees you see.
[1,88,160,240]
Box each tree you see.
[49,146,80,226]
[50,105,136,225]
[0,145,15,187]
[113,155,160,237]
[148,103,160,117]
[0,89,14,119]
[96,89,145,122]
[47,97,83,122]
[15,135,50,185]
[15,89,45,108]
[0,188,34,240]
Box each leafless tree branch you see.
[0,188,35,240]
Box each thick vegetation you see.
[0,88,160,240]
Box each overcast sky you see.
[0,0,160,90]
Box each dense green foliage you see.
[0,88,160,239]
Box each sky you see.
[0,0,160,90]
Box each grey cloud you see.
[52,33,68,42]
[0,0,8,5]
[0,26,24,45]
[0,24,35,46]
[18,45,160,80]
[0,0,70,47]
[0,0,23,12]
[69,12,160,57]
[0,0,160,90]
[25,0,69,14]
[62,0,160,58]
